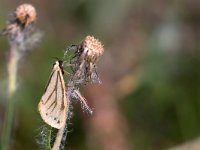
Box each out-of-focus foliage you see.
[0,0,200,150]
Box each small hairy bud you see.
[80,35,104,63]
[15,4,36,26]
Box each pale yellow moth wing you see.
[38,64,67,129]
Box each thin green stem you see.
[1,44,18,150]
[52,121,67,150]
[45,127,52,150]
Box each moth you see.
[38,60,67,129]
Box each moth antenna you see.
[51,56,62,61]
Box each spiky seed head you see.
[81,35,104,63]
[15,4,36,26]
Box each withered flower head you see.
[15,4,36,26]
[67,35,104,84]
[80,35,104,63]
[2,3,41,51]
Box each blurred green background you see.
[0,0,200,150]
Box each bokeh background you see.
[0,0,200,150]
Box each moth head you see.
[53,60,64,75]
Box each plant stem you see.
[52,122,67,150]
[1,44,18,150]
[52,79,74,150]
[45,127,52,150]
[52,94,70,150]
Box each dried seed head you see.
[80,35,104,63]
[15,4,36,26]
[66,35,104,84]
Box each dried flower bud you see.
[1,3,41,52]
[80,35,104,63]
[67,36,104,84]
[15,4,36,26]
[80,36,104,63]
